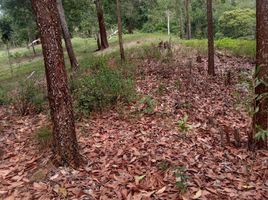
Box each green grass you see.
[180,38,256,58]
[0,33,256,94]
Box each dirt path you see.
[0,46,268,200]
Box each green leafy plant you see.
[0,87,10,105]
[175,166,189,193]
[137,95,156,114]
[254,125,268,141]
[34,126,53,149]
[75,66,135,115]
[177,114,192,133]
[14,80,46,115]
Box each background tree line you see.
[0,0,256,48]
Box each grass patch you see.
[34,126,53,149]
[180,38,256,58]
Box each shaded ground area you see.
[1,45,268,200]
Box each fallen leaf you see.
[192,189,202,199]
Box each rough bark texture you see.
[250,0,268,149]
[95,0,109,50]
[185,0,191,40]
[56,0,79,71]
[207,0,215,76]
[31,0,80,167]
[116,0,125,62]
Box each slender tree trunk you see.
[167,10,170,35]
[95,0,109,50]
[96,32,101,51]
[179,8,183,39]
[116,0,125,62]
[6,42,13,77]
[207,0,215,76]
[28,29,36,56]
[185,0,191,39]
[31,0,80,167]
[250,0,268,149]
[56,0,79,71]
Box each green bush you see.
[218,9,255,39]
[14,80,46,115]
[34,126,53,149]
[75,66,135,114]
[0,87,10,105]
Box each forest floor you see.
[1,40,268,200]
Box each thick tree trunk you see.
[95,0,109,50]
[31,0,80,167]
[116,0,125,62]
[57,0,79,71]
[250,0,268,149]
[185,0,191,39]
[207,0,215,76]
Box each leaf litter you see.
[0,45,268,199]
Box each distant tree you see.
[31,0,80,167]
[57,0,79,71]
[218,9,255,39]
[0,17,13,76]
[95,0,109,50]
[185,0,191,39]
[250,0,268,149]
[116,0,125,62]
[207,0,215,76]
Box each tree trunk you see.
[31,0,80,167]
[185,0,191,39]
[96,32,101,51]
[6,42,13,77]
[56,0,79,71]
[116,0,125,62]
[95,0,109,50]
[207,0,215,76]
[179,8,183,39]
[167,10,170,35]
[250,0,268,149]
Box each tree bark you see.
[116,0,125,62]
[185,0,191,39]
[31,0,80,167]
[250,0,268,149]
[207,0,215,76]
[95,0,109,50]
[179,8,183,39]
[56,0,79,71]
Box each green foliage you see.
[137,95,156,114]
[175,166,189,193]
[254,126,268,142]
[0,87,10,105]
[75,66,135,114]
[177,114,192,133]
[34,126,53,149]
[14,80,46,115]
[215,38,256,57]
[218,9,255,39]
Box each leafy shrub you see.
[218,9,256,39]
[0,87,10,105]
[75,66,135,114]
[14,80,46,115]
[34,126,53,149]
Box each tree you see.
[116,0,125,62]
[207,0,215,76]
[95,0,109,50]
[250,0,268,149]
[57,0,79,71]
[31,0,80,167]
[0,17,13,76]
[185,0,191,39]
